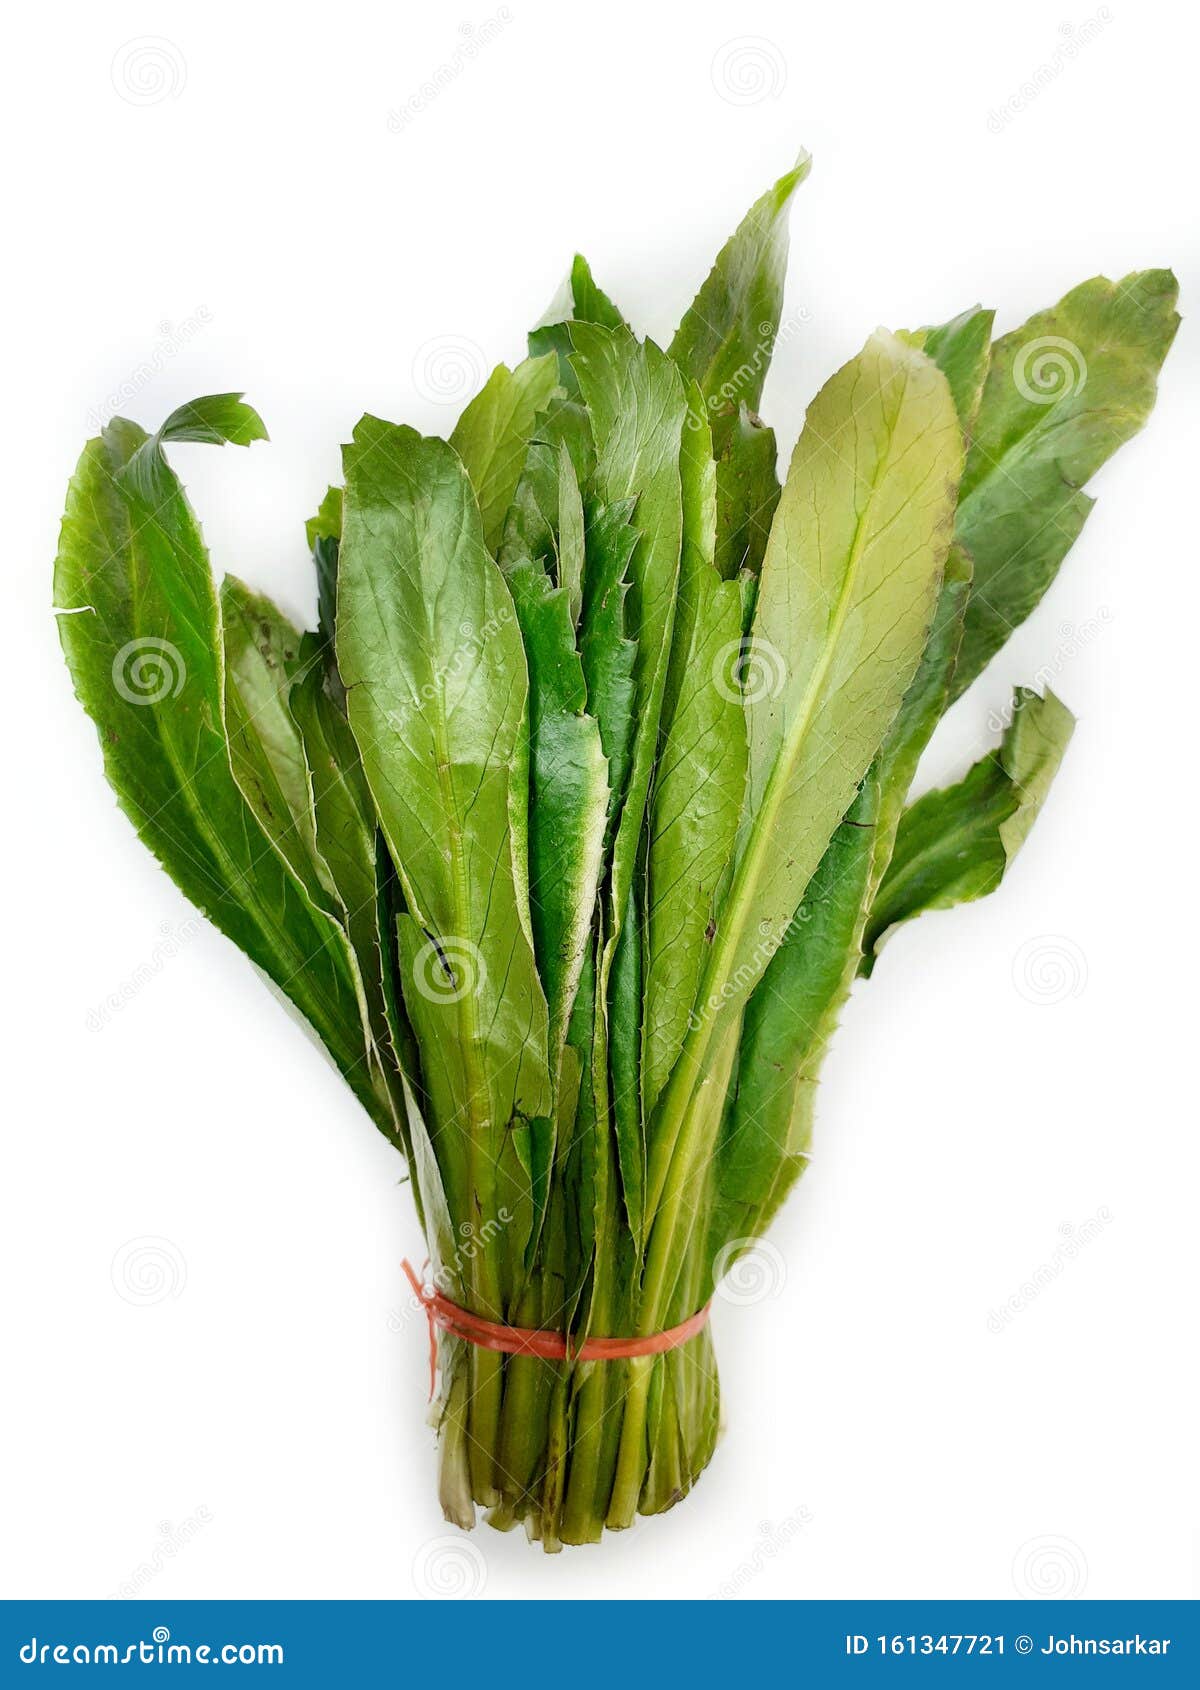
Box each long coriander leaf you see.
[643,383,747,1118]
[502,558,608,1071]
[570,326,688,1236]
[578,498,639,819]
[668,153,809,449]
[290,655,413,1130]
[221,577,335,914]
[528,254,627,393]
[54,414,391,1135]
[337,419,552,1141]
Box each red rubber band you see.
[401,1258,711,1399]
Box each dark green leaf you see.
[528,254,628,393]
[713,403,780,580]
[54,417,391,1135]
[122,393,267,500]
[902,307,994,437]
[578,498,639,823]
[290,653,413,1130]
[502,557,608,1069]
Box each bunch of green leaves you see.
[54,153,1177,1546]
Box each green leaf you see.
[570,325,688,1237]
[901,307,994,437]
[713,403,780,581]
[668,153,809,448]
[290,653,412,1130]
[556,443,586,630]
[642,384,747,1118]
[503,557,609,1071]
[578,497,639,821]
[568,254,625,331]
[122,392,268,501]
[449,355,560,551]
[715,774,879,1213]
[609,874,645,1242]
[305,484,343,651]
[336,418,552,1142]
[305,484,343,553]
[499,439,586,629]
[570,327,687,886]
[54,417,391,1136]
[528,254,628,392]
[374,839,427,1129]
[952,270,1178,700]
[220,577,334,914]
[864,687,1075,966]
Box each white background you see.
[3,0,1197,1602]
